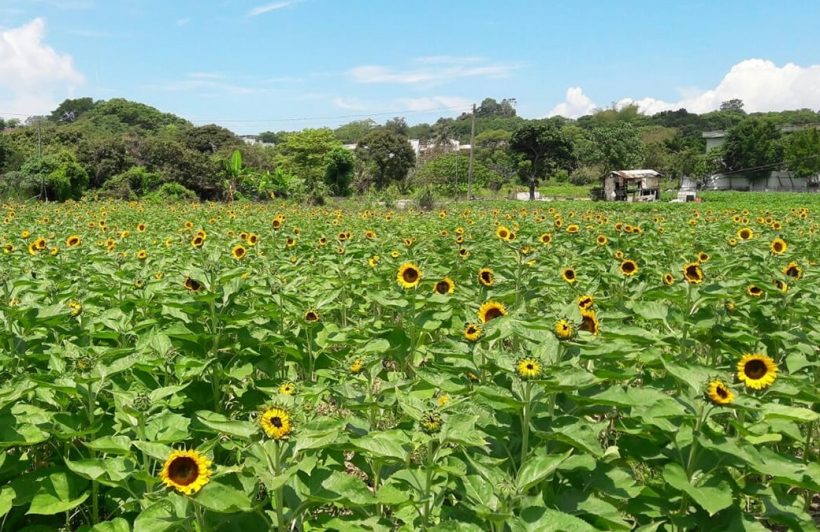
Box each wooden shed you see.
[600,169,661,202]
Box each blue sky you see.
[1,0,818,133]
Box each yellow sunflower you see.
[463,322,482,342]
[769,237,787,255]
[458,247,470,259]
[159,449,212,495]
[67,301,82,317]
[477,267,495,287]
[434,278,455,295]
[136,249,148,260]
[706,380,734,405]
[774,279,789,294]
[736,353,777,390]
[368,255,380,268]
[496,225,511,240]
[66,235,81,247]
[420,411,443,434]
[697,252,710,263]
[349,358,364,375]
[191,235,205,249]
[231,244,247,260]
[304,309,320,323]
[737,227,753,241]
[279,382,297,395]
[183,277,203,291]
[619,259,639,276]
[396,262,422,288]
[260,406,294,440]
[554,319,575,340]
[478,300,508,324]
[561,267,577,284]
[682,262,704,284]
[746,285,763,297]
[516,357,543,380]
[596,235,608,246]
[782,261,802,280]
[539,233,553,245]
[577,294,594,310]
[579,308,600,335]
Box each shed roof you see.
[608,169,662,180]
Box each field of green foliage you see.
[0,196,817,531]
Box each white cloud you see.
[176,17,190,27]
[549,59,820,119]
[350,59,516,85]
[332,97,367,111]
[395,96,472,113]
[247,1,299,17]
[0,18,84,115]
[547,87,596,119]
[144,73,262,95]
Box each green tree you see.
[414,152,497,196]
[333,120,377,144]
[474,129,517,190]
[783,128,820,178]
[355,129,416,189]
[510,121,576,199]
[49,97,97,122]
[275,128,342,184]
[182,124,241,154]
[584,123,647,173]
[17,151,89,200]
[324,147,355,196]
[258,131,285,144]
[383,117,409,137]
[76,136,135,187]
[723,118,783,182]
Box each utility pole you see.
[467,103,476,200]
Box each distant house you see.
[344,139,470,159]
[239,135,275,147]
[701,126,820,191]
[599,169,661,202]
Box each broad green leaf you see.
[662,463,732,516]
[351,430,409,461]
[26,470,89,515]
[516,451,572,493]
[195,410,257,439]
[194,478,253,513]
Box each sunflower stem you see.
[272,440,285,532]
[519,382,533,469]
[421,439,437,530]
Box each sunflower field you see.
[0,197,818,531]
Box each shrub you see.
[143,182,197,202]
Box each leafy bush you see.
[143,182,197,202]
[414,185,436,210]
[9,151,89,200]
[99,166,162,199]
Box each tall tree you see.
[383,117,409,137]
[585,123,647,173]
[783,128,820,178]
[334,120,377,144]
[274,128,342,184]
[723,118,783,182]
[510,121,576,199]
[49,97,97,122]
[355,129,416,189]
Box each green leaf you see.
[194,411,257,439]
[194,478,253,513]
[26,470,89,515]
[0,486,15,518]
[351,430,409,461]
[301,468,374,506]
[517,507,596,531]
[516,451,572,493]
[84,518,131,532]
[762,403,819,423]
[662,463,733,516]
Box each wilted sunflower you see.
[577,294,594,310]
[770,237,787,255]
[477,268,495,287]
[478,301,507,324]
[737,227,753,241]
[434,278,455,295]
[579,308,600,335]
[304,309,320,323]
[561,267,577,284]
[662,272,675,286]
[746,285,763,297]
[706,380,734,405]
[183,277,203,291]
[736,353,777,390]
[260,406,294,440]
[463,322,482,342]
[619,259,639,276]
[66,235,81,247]
[682,262,704,284]
[396,262,423,288]
[159,449,212,495]
[516,357,543,380]
[782,261,803,280]
[420,411,442,434]
[554,319,575,340]
[231,244,247,260]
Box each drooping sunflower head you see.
[478,300,508,324]
[304,309,320,323]
[561,267,577,284]
[420,411,443,434]
[663,272,675,286]
[746,284,763,297]
[770,237,787,255]
[554,319,575,340]
[159,449,212,495]
[516,357,543,380]
[737,227,754,241]
[478,267,494,287]
[682,262,704,284]
[434,278,455,295]
[463,322,482,342]
[774,279,789,294]
[231,244,247,260]
[278,381,297,395]
[66,235,81,247]
[579,308,600,335]
[736,353,777,390]
[259,406,294,440]
[706,380,734,406]
[619,259,638,276]
[396,262,422,288]
[577,294,594,310]
[782,261,803,280]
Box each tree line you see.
[1,97,818,203]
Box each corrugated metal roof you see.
[609,169,662,179]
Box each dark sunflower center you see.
[686,265,700,278]
[744,359,767,379]
[786,266,799,278]
[402,268,419,282]
[565,270,575,279]
[623,262,635,273]
[306,312,317,321]
[526,363,534,370]
[485,307,503,321]
[236,248,245,256]
[774,242,783,251]
[716,386,728,398]
[500,231,508,238]
[467,326,476,334]
[435,282,449,294]
[271,416,283,428]
[481,272,492,283]
[168,457,199,486]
